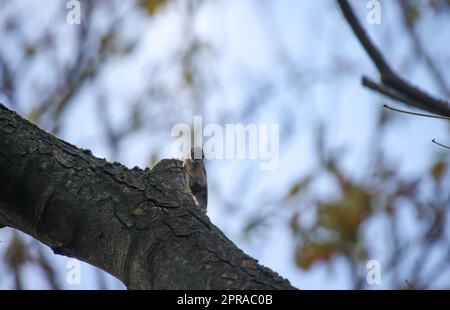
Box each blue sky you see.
[0,0,449,289]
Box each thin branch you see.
[383,104,450,120]
[398,1,450,98]
[431,139,450,150]
[337,0,450,117]
[336,0,392,75]
[363,76,431,113]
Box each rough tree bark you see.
[0,103,295,290]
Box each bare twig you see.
[383,104,450,120]
[398,1,450,98]
[431,139,450,150]
[337,0,450,117]
[363,77,432,112]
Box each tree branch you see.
[337,0,450,117]
[383,104,450,120]
[0,102,295,290]
[431,139,450,150]
[398,1,450,98]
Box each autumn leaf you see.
[431,160,447,183]
[139,0,168,16]
[295,241,337,270]
[284,176,312,201]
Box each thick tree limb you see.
[337,0,450,117]
[0,103,295,290]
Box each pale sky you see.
[0,0,449,289]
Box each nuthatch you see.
[184,147,207,213]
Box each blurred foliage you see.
[0,0,449,289]
[3,232,60,289]
[139,0,169,15]
[281,114,450,288]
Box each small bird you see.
[184,147,208,213]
